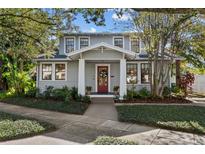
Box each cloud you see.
[89,27,97,33]
[112,13,131,21]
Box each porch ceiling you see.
[67,42,136,60]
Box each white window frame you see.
[79,36,90,49]
[55,63,67,81]
[64,36,76,54]
[126,61,152,85]
[113,36,124,48]
[129,37,141,53]
[40,62,67,81]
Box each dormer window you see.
[113,37,124,48]
[65,37,75,53]
[80,37,89,49]
[130,38,140,53]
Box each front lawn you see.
[0,111,54,141]
[116,105,205,134]
[1,97,89,115]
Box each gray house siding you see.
[82,50,123,60]
[59,35,131,55]
[37,61,78,92]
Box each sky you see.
[72,9,134,33]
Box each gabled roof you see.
[67,42,136,59]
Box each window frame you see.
[40,62,67,81]
[113,36,124,48]
[141,63,151,84]
[126,63,138,84]
[41,63,53,81]
[55,63,66,81]
[64,36,76,54]
[79,36,90,49]
[130,37,140,53]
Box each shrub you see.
[138,87,151,98]
[162,86,171,97]
[82,95,91,104]
[64,94,73,104]
[94,136,137,145]
[70,87,78,100]
[25,88,40,98]
[52,88,68,101]
[43,86,54,99]
[180,72,195,97]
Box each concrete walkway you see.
[84,97,118,121]
[0,102,204,145]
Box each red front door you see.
[97,66,108,93]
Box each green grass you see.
[1,97,89,115]
[94,136,137,145]
[116,105,205,134]
[0,111,55,141]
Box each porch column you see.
[120,59,127,98]
[78,59,85,95]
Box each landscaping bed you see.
[94,136,137,145]
[116,105,205,134]
[1,97,89,115]
[115,97,192,104]
[0,111,55,141]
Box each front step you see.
[91,97,114,103]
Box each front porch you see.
[78,59,127,98]
[66,42,136,98]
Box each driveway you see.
[0,102,204,145]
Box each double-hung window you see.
[127,64,138,84]
[130,38,140,53]
[141,63,151,84]
[65,38,75,53]
[42,64,52,80]
[55,64,66,80]
[114,37,123,48]
[80,37,89,49]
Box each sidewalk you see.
[0,102,204,145]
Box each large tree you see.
[131,10,205,96]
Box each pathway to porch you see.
[84,97,118,121]
[0,102,204,145]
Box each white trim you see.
[89,95,114,98]
[120,59,127,98]
[67,42,136,58]
[95,64,111,93]
[126,61,151,85]
[78,36,90,50]
[78,59,85,95]
[113,36,124,49]
[64,36,76,54]
[129,37,141,54]
[39,62,67,81]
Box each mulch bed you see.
[114,97,193,104]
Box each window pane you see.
[80,38,89,49]
[131,38,140,53]
[55,64,65,80]
[65,38,74,53]
[127,64,138,84]
[114,38,123,48]
[42,64,52,80]
[141,63,151,83]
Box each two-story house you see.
[35,32,179,98]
